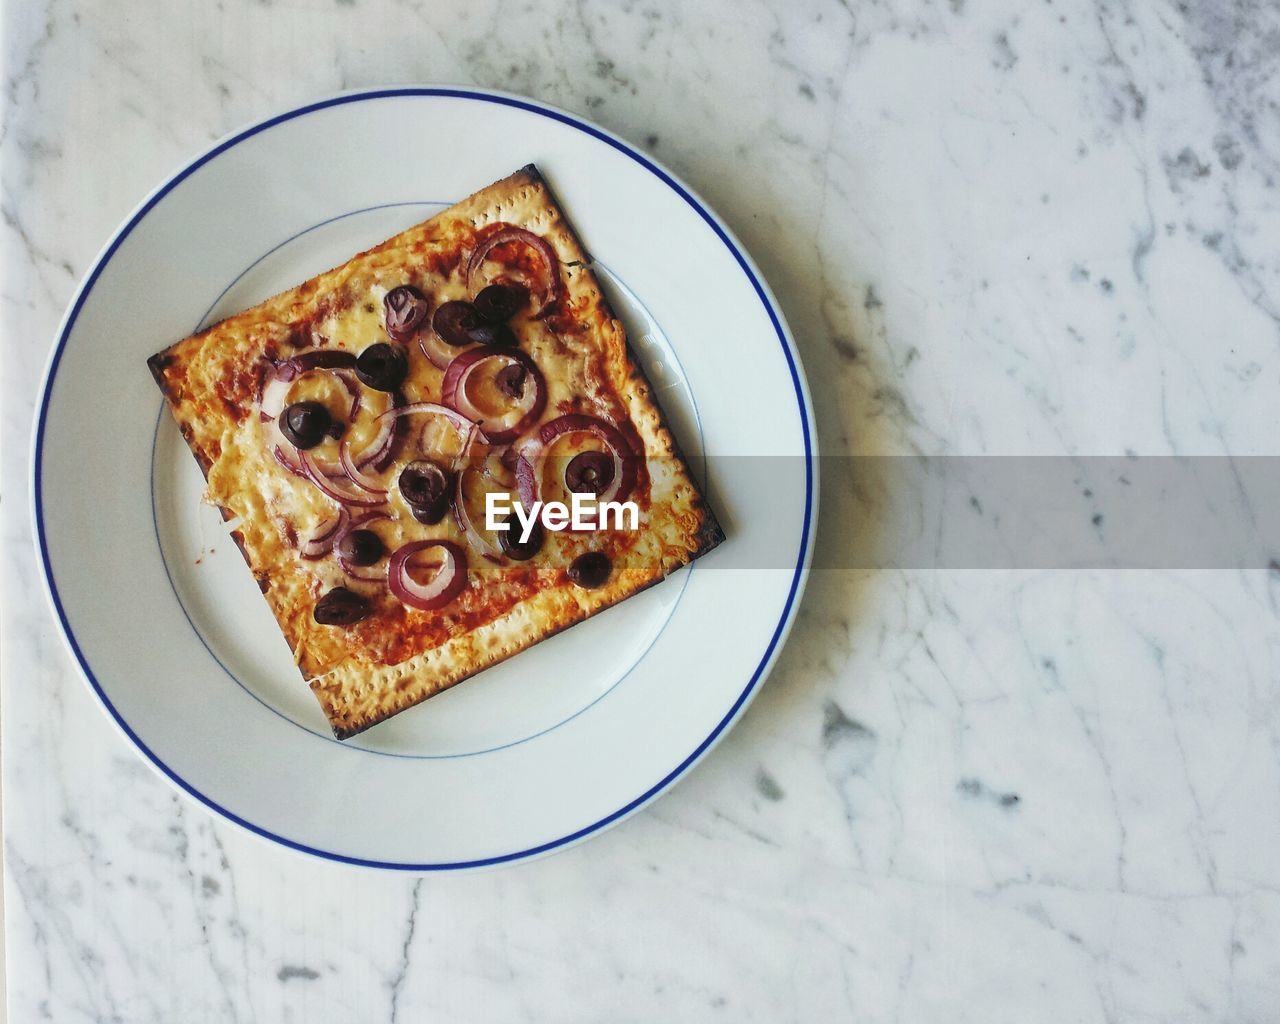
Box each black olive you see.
[498,518,545,561]
[313,587,371,625]
[432,301,482,347]
[494,362,528,400]
[398,460,449,507]
[280,401,332,450]
[567,551,612,589]
[399,461,451,523]
[565,451,615,494]
[408,500,449,525]
[473,283,526,323]
[355,343,408,392]
[338,529,383,566]
[383,285,429,341]
[466,322,517,348]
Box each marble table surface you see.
[6,0,1280,1019]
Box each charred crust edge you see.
[146,350,176,389]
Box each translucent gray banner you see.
[689,455,1280,569]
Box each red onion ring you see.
[466,226,563,318]
[261,351,387,477]
[260,350,359,421]
[513,438,541,509]
[270,430,341,479]
[273,443,308,480]
[536,414,639,506]
[337,557,387,582]
[300,507,349,559]
[388,540,468,611]
[452,469,506,558]
[383,285,430,343]
[337,510,391,537]
[420,327,472,371]
[484,450,517,489]
[510,436,601,532]
[515,416,640,527]
[441,349,546,443]
[354,404,399,471]
[375,402,476,465]
[376,401,475,435]
[462,433,517,489]
[339,440,389,499]
[260,373,292,423]
[331,367,362,420]
[300,450,385,507]
[334,510,392,581]
[462,426,490,462]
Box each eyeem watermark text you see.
[485,492,639,543]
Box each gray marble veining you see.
[5,0,1280,1020]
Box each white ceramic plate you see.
[32,88,816,869]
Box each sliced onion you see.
[517,415,642,527]
[460,424,514,482]
[300,507,349,559]
[377,400,475,434]
[300,450,385,507]
[452,468,506,558]
[466,225,563,318]
[261,351,375,476]
[513,437,542,509]
[383,285,430,343]
[354,405,399,471]
[441,349,546,443]
[536,414,639,506]
[336,510,391,538]
[260,350,360,420]
[462,434,517,489]
[375,401,476,464]
[338,558,388,582]
[484,449,517,489]
[273,443,306,479]
[269,395,400,483]
[331,367,362,420]
[454,429,517,557]
[462,425,491,461]
[388,540,468,611]
[339,440,389,499]
[268,422,341,478]
[260,373,293,422]
[334,511,391,581]
[420,326,473,371]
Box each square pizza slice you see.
[148,165,722,739]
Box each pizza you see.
[148,165,722,739]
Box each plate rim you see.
[29,85,819,871]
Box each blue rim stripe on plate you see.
[32,87,816,870]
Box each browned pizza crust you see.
[149,165,722,739]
